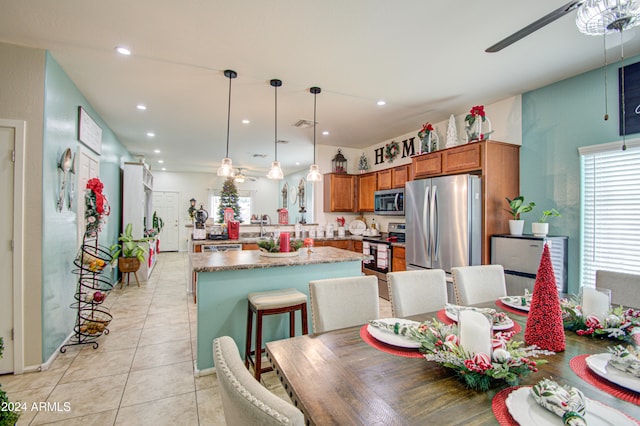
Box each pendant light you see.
[267,79,284,180]
[307,86,322,182]
[217,69,237,177]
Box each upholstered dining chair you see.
[596,270,640,308]
[213,336,305,426]
[309,275,379,333]
[452,264,507,305]
[387,269,448,317]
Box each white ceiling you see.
[1,0,639,176]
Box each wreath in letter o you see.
[384,141,400,163]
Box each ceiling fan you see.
[486,0,640,52]
[233,168,257,183]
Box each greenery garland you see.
[561,296,640,342]
[384,141,400,163]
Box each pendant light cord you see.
[225,71,233,158]
[313,91,317,164]
[275,83,278,160]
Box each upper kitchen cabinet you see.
[323,173,357,212]
[411,140,520,264]
[357,172,377,212]
[377,169,392,190]
[391,165,410,188]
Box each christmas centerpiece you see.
[464,105,493,143]
[85,177,110,234]
[368,318,551,391]
[384,140,400,163]
[561,297,640,342]
[417,122,438,153]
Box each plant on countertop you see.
[0,337,20,426]
[368,319,551,391]
[538,208,561,223]
[505,196,535,220]
[257,237,304,253]
[110,223,149,263]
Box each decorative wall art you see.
[78,106,102,155]
[619,61,640,136]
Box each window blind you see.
[580,144,640,287]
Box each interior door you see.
[76,146,100,247]
[0,125,14,374]
[153,191,180,251]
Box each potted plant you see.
[110,223,149,274]
[532,208,560,237]
[505,196,535,236]
[0,337,20,425]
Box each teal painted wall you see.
[41,53,132,360]
[521,55,640,294]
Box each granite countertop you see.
[191,246,372,272]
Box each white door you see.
[0,125,14,374]
[153,191,180,251]
[76,146,100,247]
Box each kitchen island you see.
[192,247,371,372]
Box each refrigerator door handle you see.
[431,185,439,261]
[423,186,430,255]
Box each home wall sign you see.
[619,61,640,136]
[373,137,416,165]
[78,106,102,155]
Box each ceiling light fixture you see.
[242,119,250,124]
[146,132,155,137]
[136,104,147,110]
[576,0,640,150]
[115,46,131,55]
[234,168,246,183]
[154,149,161,153]
[377,100,386,106]
[217,69,237,177]
[267,79,284,180]
[307,87,322,182]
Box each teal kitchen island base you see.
[192,247,370,371]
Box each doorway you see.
[0,119,25,375]
[153,191,180,252]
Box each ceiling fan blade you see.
[485,1,583,53]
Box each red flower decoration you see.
[418,122,435,140]
[469,105,486,117]
[525,244,566,352]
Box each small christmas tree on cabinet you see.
[217,177,242,223]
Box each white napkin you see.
[530,378,587,426]
[608,345,640,377]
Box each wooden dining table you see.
[265,301,640,425]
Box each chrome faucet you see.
[259,214,272,237]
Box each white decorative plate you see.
[499,296,531,312]
[586,353,640,393]
[348,220,366,236]
[506,387,635,426]
[444,308,514,330]
[366,318,421,349]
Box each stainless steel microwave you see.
[374,188,404,216]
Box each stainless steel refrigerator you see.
[405,175,482,300]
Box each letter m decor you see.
[401,137,416,158]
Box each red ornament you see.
[525,244,565,352]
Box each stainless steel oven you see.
[362,223,405,300]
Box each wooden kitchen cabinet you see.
[242,243,260,250]
[410,140,520,264]
[391,165,410,188]
[323,173,357,212]
[412,151,442,179]
[392,245,406,272]
[322,239,350,250]
[377,169,392,190]
[352,240,362,253]
[357,172,377,212]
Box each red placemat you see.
[436,309,522,333]
[492,386,520,426]
[570,354,640,405]
[359,325,424,359]
[495,299,529,317]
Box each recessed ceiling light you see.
[242,119,250,124]
[146,132,155,137]
[377,100,386,106]
[295,161,301,166]
[161,167,166,171]
[158,160,164,164]
[154,149,160,154]
[322,131,329,136]
[115,46,131,56]
[136,104,147,110]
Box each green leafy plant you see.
[110,223,149,263]
[152,211,164,233]
[0,337,20,426]
[538,208,560,223]
[505,196,535,220]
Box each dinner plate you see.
[586,352,640,393]
[349,220,366,236]
[366,318,421,349]
[444,308,514,330]
[499,296,531,312]
[506,386,635,426]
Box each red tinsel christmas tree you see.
[524,244,565,352]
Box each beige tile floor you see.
[1,252,392,425]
